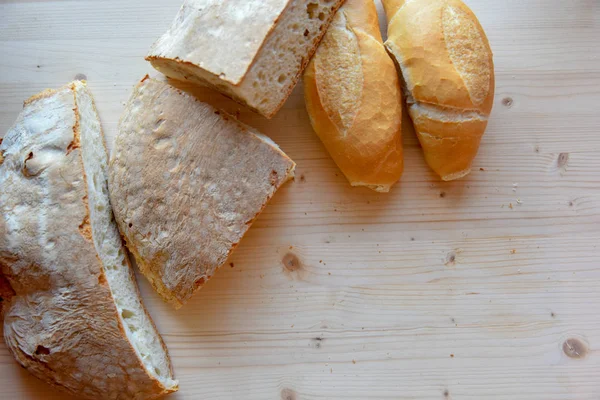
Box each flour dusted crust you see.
[0,82,177,399]
[146,0,346,118]
[109,78,296,308]
[383,0,495,180]
[304,0,404,192]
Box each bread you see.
[108,77,296,308]
[0,82,178,399]
[304,0,404,192]
[146,0,345,119]
[383,0,495,181]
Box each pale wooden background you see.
[1,0,600,399]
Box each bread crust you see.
[109,78,296,308]
[304,0,404,192]
[383,0,495,180]
[0,83,176,399]
[146,0,345,118]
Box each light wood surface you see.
[1,0,600,399]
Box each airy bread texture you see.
[109,78,296,308]
[383,0,495,181]
[304,0,404,192]
[0,82,177,399]
[147,0,345,118]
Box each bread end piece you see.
[147,0,345,118]
[304,0,404,191]
[383,0,494,181]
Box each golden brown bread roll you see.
[304,0,404,192]
[383,0,495,181]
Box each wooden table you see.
[1,1,599,399]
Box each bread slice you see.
[146,0,345,118]
[383,0,495,181]
[304,0,404,192]
[109,77,296,308]
[0,81,178,399]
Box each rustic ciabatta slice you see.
[146,0,345,118]
[0,81,178,400]
[109,77,296,308]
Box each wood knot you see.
[557,152,569,168]
[282,253,301,272]
[502,97,513,108]
[445,251,456,266]
[281,388,297,400]
[563,338,587,359]
[312,336,324,349]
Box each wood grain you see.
[1,0,599,399]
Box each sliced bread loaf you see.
[0,81,178,399]
[109,77,296,308]
[147,0,346,118]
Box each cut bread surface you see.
[75,82,177,390]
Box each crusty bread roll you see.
[304,0,404,192]
[109,77,296,308]
[0,82,178,399]
[383,0,495,181]
[147,0,345,119]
